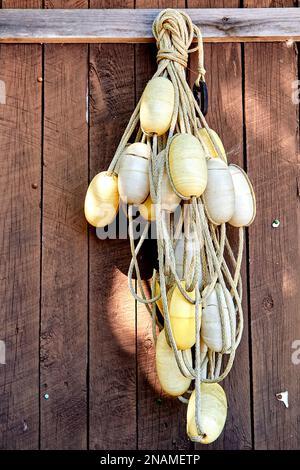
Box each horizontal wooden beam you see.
[0,8,300,43]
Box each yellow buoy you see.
[168,281,197,350]
[156,329,192,396]
[198,128,226,160]
[139,194,156,221]
[84,171,119,228]
[169,134,207,198]
[140,77,175,136]
[187,383,227,444]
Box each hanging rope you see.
[85,8,256,444]
[128,9,242,440]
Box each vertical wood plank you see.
[246,40,300,451]
[0,0,42,450]
[245,0,300,450]
[187,0,253,450]
[40,0,89,450]
[135,0,192,451]
[89,0,137,450]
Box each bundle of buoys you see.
[84,9,256,444]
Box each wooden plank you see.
[40,0,88,450]
[1,8,300,43]
[188,0,252,450]
[0,0,42,450]
[246,40,300,451]
[89,0,137,450]
[135,0,192,452]
[245,0,300,450]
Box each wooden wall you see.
[0,0,299,450]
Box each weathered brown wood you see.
[89,0,137,450]
[135,0,192,452]
[0,0,42,450]
[245,0,300,450]
[246,41,300,450]
[0,0,299,452]
[1,8,300,43]
[40,0,88,450]
[188,0,253,450]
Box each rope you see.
[104,8,246,441]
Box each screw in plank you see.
[31,183,38,189]
[37,77,43,83]
[272,219,280,228]
[276,391,289,408]
[43,393,50,400]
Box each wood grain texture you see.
[89,0,137,450]
[0,0,41,450]
[1,8,300,43]
[246,41,300,450]
[245,0,300,451]
[2,0,42,6]
[244,0,292,7]
[40,0,88,450]
[188,0,252,450]
[0,0,299,452]
[246,41,300,449]
[135,0,192,452]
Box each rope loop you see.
[153,9,198,70]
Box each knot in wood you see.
[262,294,274,312]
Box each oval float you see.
[161,170,181,212]
[84,171,119,228]
[168,281,197,350]
[140,77,175,136]
[139,195,156,221]
[169,134,207,198]
[156,329,192,397]
[187,383,227,444]
[203,158,235,225]
[198,128,226,161]
[228,164,256,227]
[201,284,235,353]
[118,142,150,205]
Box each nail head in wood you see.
[272,219,280,228]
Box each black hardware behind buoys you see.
[193,79,208,116]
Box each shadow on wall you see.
[88,41,192,450]
[89,225,192,450]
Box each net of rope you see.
[84,8,256,444]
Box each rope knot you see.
[153,9,194,68]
